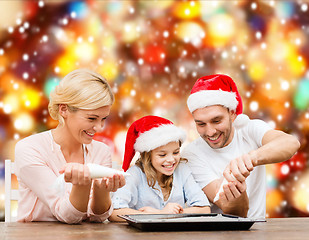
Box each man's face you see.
[192,105,236,149]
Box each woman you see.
[15,69,125,224]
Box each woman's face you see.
[151,141,181,178]
[62,105,112,144]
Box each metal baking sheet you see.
[118,213,264,231]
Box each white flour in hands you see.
[87,163,130,178]
[53,163,130,195]
[213,173,238,202]
[213,178,228,202]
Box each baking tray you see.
[118,213,264,231]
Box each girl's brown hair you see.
[135,141,186,200]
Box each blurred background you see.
[0,0,309,220]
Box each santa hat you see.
[187,74,249,128]
[122,115,186,172]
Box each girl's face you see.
[62,105,111,145]
[151,141,181,178]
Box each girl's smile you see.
[151,141,181,178]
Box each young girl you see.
[15,69,125,224]
[109,116,210,222]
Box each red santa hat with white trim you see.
[122,115,186,172]
[187,74,249,127]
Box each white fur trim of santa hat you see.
[233,114,250,128]
[187,89,238,113]
[134,124,186,153]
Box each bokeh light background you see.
[0,0,309,220]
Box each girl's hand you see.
[162,203,183,214]
[59,163,91,186]
[138,206,161,213]
[93,174,126,192]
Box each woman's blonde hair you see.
[48,69,114,125]
[135,141,186,200]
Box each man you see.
[181,74,300,219]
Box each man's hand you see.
[223,153,255,183]
[217,188,249,217]
[221,180,247,200]
[213,179,249,217]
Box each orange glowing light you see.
[248,61,266,82]
[55,53,77,76]
[266,189,283,214]
[21,88,41,110]
[98,60,119,82]
[173,1,201,20]
[14,113,35,133]
[205,14,235,47]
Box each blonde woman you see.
[109,116,210,222]
[15,69,125,224]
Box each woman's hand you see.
[93,173,126,192]
[59,163,91,186]
[90,173,125,215]
[59,163,92,212]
